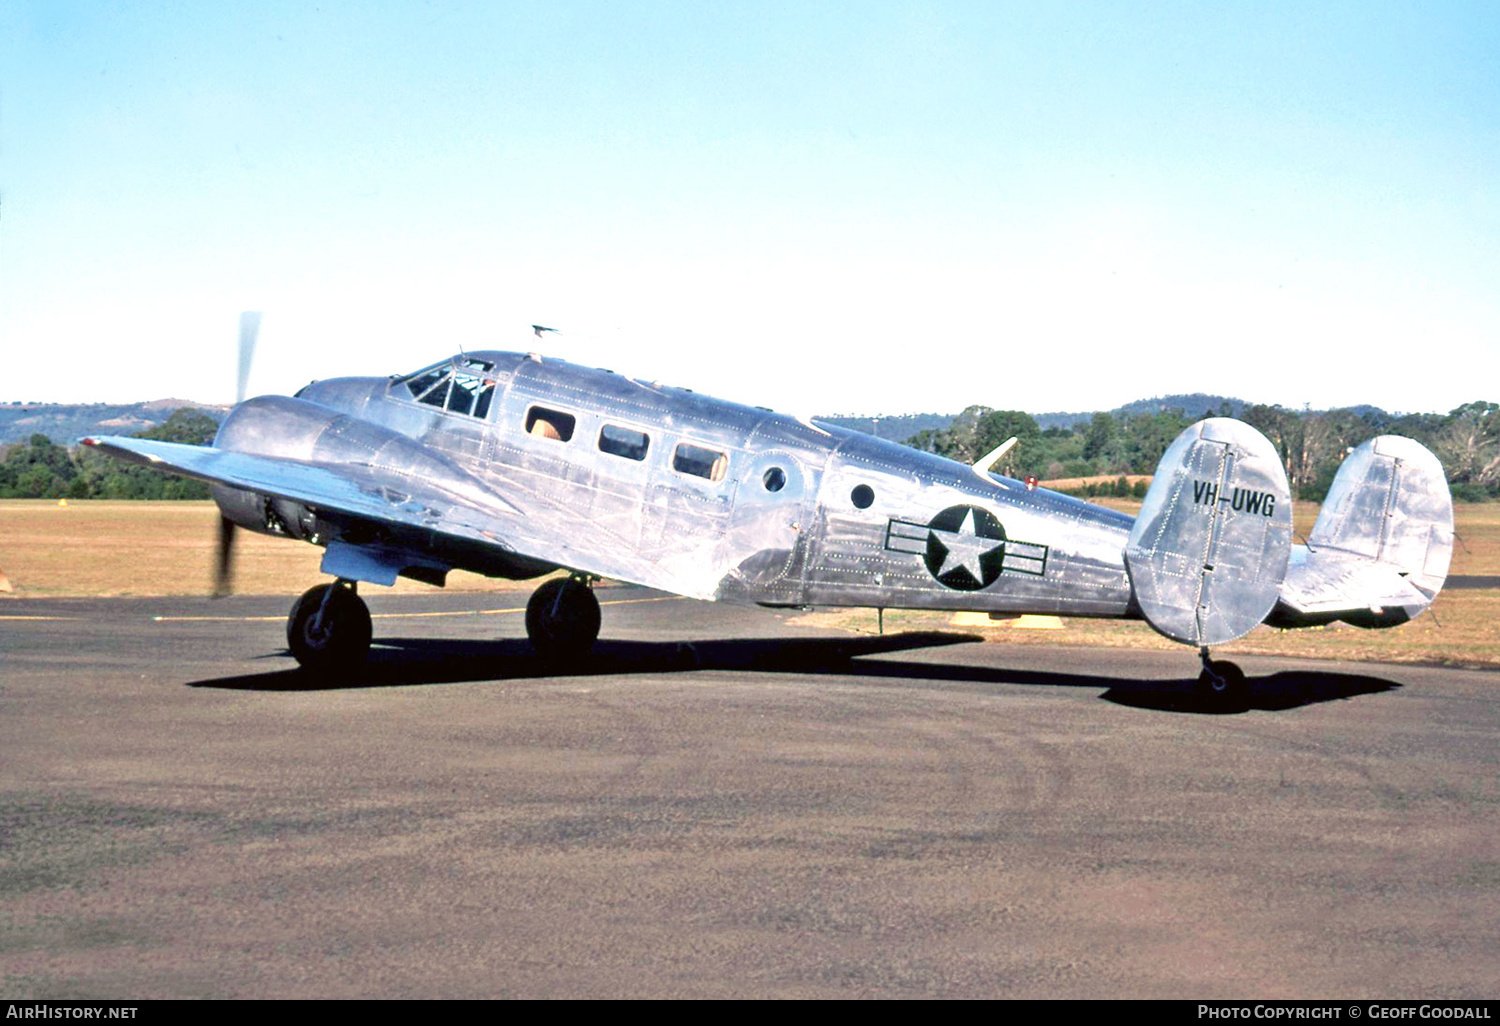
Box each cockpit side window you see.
[396,363,496,419]
[417,372,452,408]
[403,368,449,404]
[447,372,495,419]
[526,406,575,442]
[673,442,728,482]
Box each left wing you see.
[83,435,520,541]
[82,435,728,599]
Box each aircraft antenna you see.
[973,437,1018,478]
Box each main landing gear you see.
[284,573,603,672]
[525,575,601,661]
[287,580,372,671]
[1196,647,1248,710]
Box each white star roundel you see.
[924,505,1007,590]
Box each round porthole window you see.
[851,484,875,509]
[763,467,787,492]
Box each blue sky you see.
[2,1,1496,416]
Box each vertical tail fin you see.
[1308,435,1453,593]
[1272,435,1452,628]
[1126,418,1293,646]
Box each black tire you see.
[1197,658,1248,710]
[287,584,372,671]
[525,577,601,660]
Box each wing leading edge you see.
[82,435,521,542]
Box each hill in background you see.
[0,400,229,446]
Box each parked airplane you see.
[83,321,1453,706]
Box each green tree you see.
[0,435,78,498]
[1120,410,1190,474]
[140,408,219,445]
[1433,402,1500,492]
[1083,411,1116,463]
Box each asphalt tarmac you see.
[2,588,1497,999]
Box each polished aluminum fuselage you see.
[219,351,1136,616]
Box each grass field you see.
[3,498,1497,668]
[0,500,525,597]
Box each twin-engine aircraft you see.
[84,324,1453,706]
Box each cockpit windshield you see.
[396,358,497,420]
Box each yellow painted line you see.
[152,615,285,622]
[150,594,685,623]
[0,615,75,621]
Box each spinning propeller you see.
[212,311,261,597]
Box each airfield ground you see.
[1,591,1497,998]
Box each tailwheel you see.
[526,576,601,661]
[1196,649,1248,711]
[287,581,372,671]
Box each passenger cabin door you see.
[639,438,738,593]
[724,448,817,604]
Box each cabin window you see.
[599,424,649,461]
[526,406,575,442]
[763,467,786,492]
[851,484,875,509]
[674,442,728,482]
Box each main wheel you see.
[287,583,372,671]
[1197,658,1248,710]
[525,577,601,661]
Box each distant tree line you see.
[906,401,1500,502]
[0,409,218,499]
[3,401,1497,503]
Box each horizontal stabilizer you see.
[1126,418,1293,646]
[1271,435,1452,629]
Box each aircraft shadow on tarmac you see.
[186,631,1402,714]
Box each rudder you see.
[1125,418,1294,646]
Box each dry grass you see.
[0,500,528,597]
[1038,474,1152,492]
[2,498,1496,668]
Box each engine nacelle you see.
[212,392,499,522]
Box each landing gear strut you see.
[526,575,601,661]
[1196,647,1248,710]
[287,580,372,671]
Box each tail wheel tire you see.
[526,578,601,660]
[287,583,372,671]
[1197,658,1248,710]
